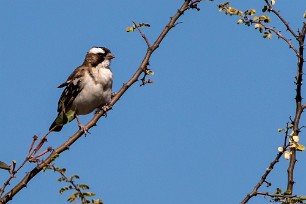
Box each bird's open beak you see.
[106,53,115,60]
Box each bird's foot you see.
[78,124,89,135]
[75,114,90,135]
[95,105,112,117]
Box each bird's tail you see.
[49,110,75,132]
[49,119,63,132]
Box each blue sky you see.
[0,1,305,203]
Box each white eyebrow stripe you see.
[89,47,105,54]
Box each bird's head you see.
[85,47,115,67]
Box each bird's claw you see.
[95,105,112,117]
[78,124,90,135]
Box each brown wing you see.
[56,66,86,113]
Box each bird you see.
[49,47,115,132]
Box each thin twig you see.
[241,123,290,204]
[263,0,299,40]
[48,164,87,203]
[258,22,299,56]
[132,21,151,47]
[257,191,297,198]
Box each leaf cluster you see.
[218,2,274,39]
[271,187,306,203]
[47,165,102,204]
[126,23,151,32]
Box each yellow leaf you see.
[297,143,305,151]
[145,70,155,75]
[254,23,261,29]
[271,0,275,6]
[259,15,266,21]
[304,12,306,18]
[237,19,243,24]
[126,27,134,32]
[260,15,271,23]
[292,136,299,142]
[249,9,256,15]
[267,33,272,39]
[284,151,291,160]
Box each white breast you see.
[73,67,112,115]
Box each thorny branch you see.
[241,2,306,204]
[132,21,151,48]
[241,123,291,204]
[0,1,201,203]
[285,19,306,198]
[257,22,299,56]
[0,135,52,198]
[263,0,299,40]
[257,191,297,198]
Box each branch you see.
[257,191,297,198]
[241,153,283,204]
[132,21,151,47]
[286,18,305,197]
[258,22,299,56]
[264,0,299,40]
[241,123,290,204]
[0,1,201,203]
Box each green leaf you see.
[300,196,306,200]
[50,154,60,163]
[284,190,292,195]
[278,128,285,132]
[138,23,151,28]
[59,186,70,194]
[83,192,96,197]
[0,161,10,171]
[70,174,80,180]
[67,193,78,202]
[92,199,103,204]
[263,32,268,38]
[57,177,65,182]
[79,184,90,190]
[263,32,272,39]
[262,5,268,12]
